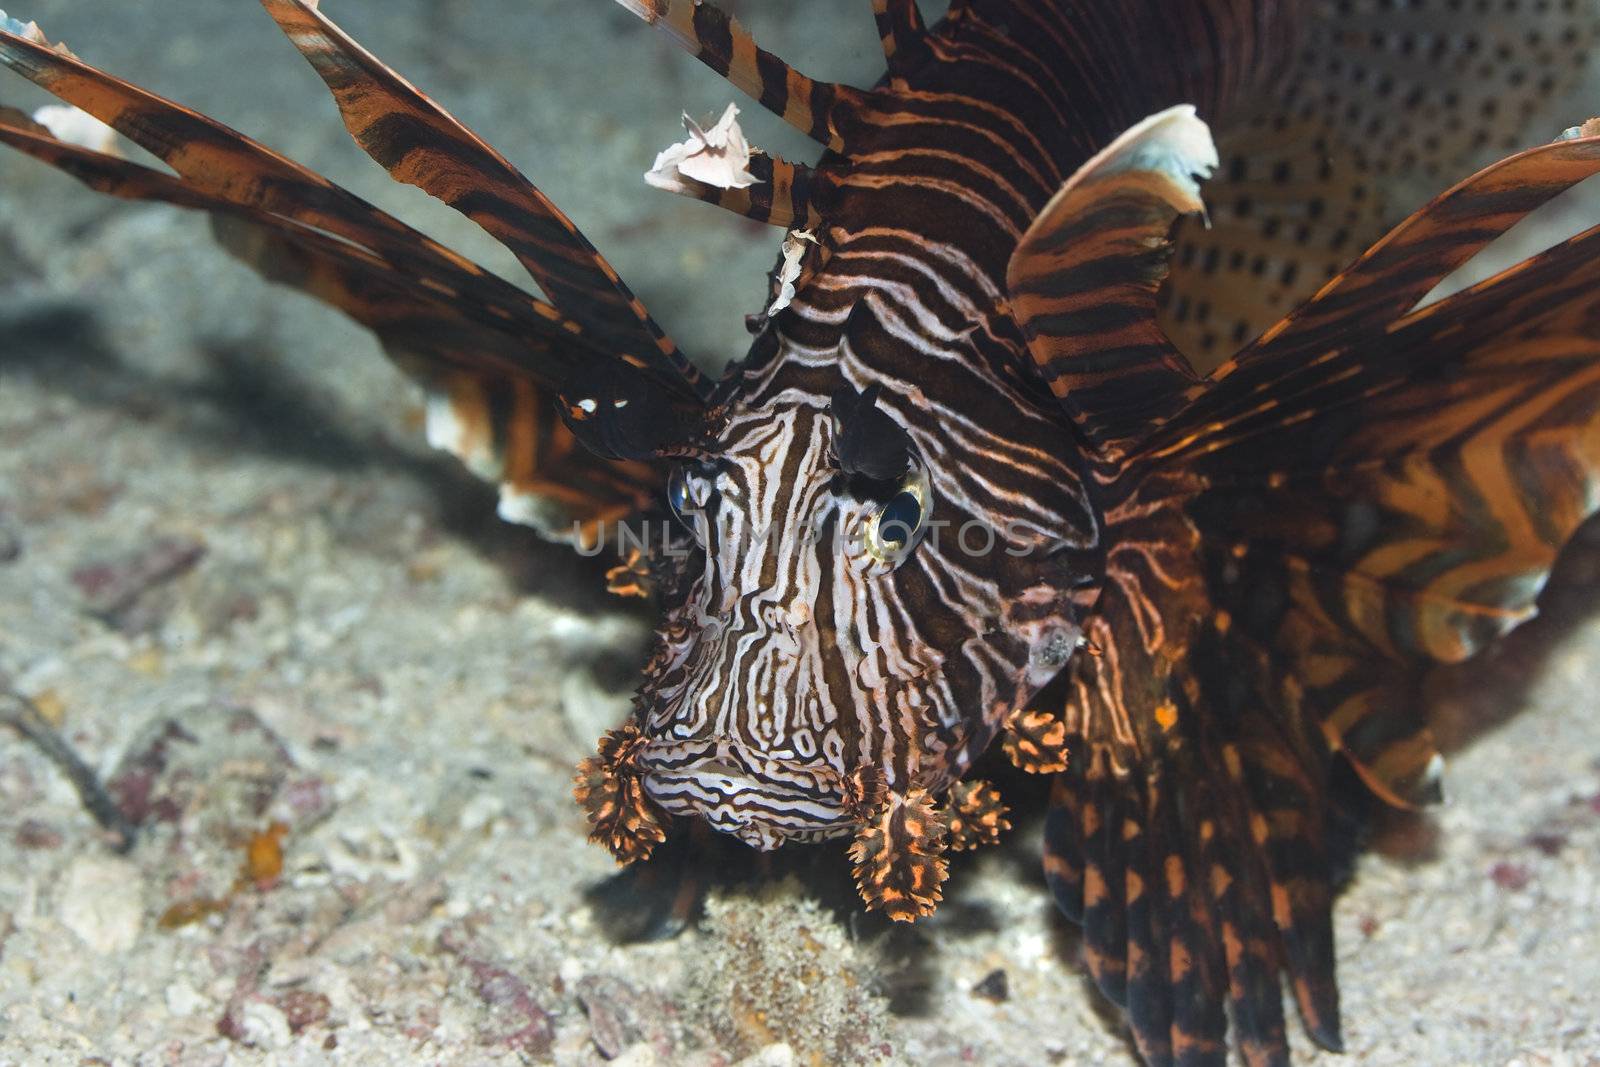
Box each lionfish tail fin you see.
[1036,131,1600,1063]
[612,0,868,153]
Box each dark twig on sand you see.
[0,678,137,852]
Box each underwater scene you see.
[2,2,1600,1064]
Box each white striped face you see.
[633,302,1099,850]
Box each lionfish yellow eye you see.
[865,468,931,564]
[877,491,922,547]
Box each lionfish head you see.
[575,302,1096,904]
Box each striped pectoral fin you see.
[1043,748,1241,1062]
[612,0,868,153]
[1085,131,1600,1063]
[418,369,662,545]
[0,20,535,314]
[0,113,663,546]
[255,0,706,399]
[1038,486,1352,1063]
[1166,137,1600,677]
[1007,106,1214,459]
[1045,697,1343,1065]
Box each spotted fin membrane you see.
[1160,0,1600,368]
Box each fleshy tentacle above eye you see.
[830,380,913,482]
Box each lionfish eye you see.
[876,491,923,547]
[864,468,931,564]
[666,465,708,545]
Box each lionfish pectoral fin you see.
[1160,137,1600,810]
[0,24,665,545]
[1163,0,1600,368]
[1006,105,1212,459]
[255,0,707,401]
[613,0,867,153]
[1045,563,1336,1064]
[1053,129,1600,1062]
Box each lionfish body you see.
[5,2,1600,1064]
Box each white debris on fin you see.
[0,9,77,57]
[766,229,817,316]
[31,104,122,156]
[1555,117,1600,141]
[644,102,759,194]
[0,10,47,43]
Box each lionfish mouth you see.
[634,736,856,850]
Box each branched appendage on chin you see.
[845,777,1017,920]
[573,722,668,865]
[848,786,950,922]
[1001,707,1070,774]
[944,779,1011,851]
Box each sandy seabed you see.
[2,2,1599,1064]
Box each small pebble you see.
[972,967,1009,1003]
[14,818,63,850]
[165,982,209,1017]
[1490,861,1531,891]
[57,855,144,953]
[70,535,205,631]
[275,989,332,1034]
[611,1044,660,1067]
[735,1045,797,1067]
[238,999,293,1049]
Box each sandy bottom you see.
[2,2,1599,1064]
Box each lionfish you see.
[4,1,1598,1063]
